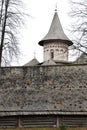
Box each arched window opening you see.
[50,49,54,59]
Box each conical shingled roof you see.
[38,12,73,46]
[24,58,39,66]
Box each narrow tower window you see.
[50,49,54,59]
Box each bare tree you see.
[70,0,87,55]
[0,0,25,66]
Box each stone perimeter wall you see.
[0,65,87,113]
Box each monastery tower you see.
[38,9,73,62]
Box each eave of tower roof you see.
[38,12,73,46]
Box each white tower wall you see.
[44,41,68,61]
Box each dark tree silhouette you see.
[0,0,25,66]
[70,0,87,55]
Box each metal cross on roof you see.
[55,3,57,12]
[34,51,36,58]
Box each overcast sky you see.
[14,0,73,66]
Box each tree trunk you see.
[0,0,9,66]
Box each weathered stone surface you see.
[0,65,87,115]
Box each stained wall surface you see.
[0,65,87,115]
